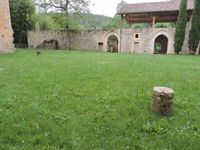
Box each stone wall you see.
[28,30,69,49]
[28,28,192,54]
[28,30,120,51]
[0,0,14,53]
[120,28,176,54]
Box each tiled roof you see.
[118,0,194,14]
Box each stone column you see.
[152,87,174,116]
[0,0,15,53]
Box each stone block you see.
[152,86,174,116]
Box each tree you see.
[100,15,129,30]
[34,0,52,14]
[34,0,91,29]
[188,0,200,54]
[100,1,128,30]
[35,0,91,16]
[10,0,36,45]
[117,0,127,13]
[36,13,82,30]
[174,0,187,54]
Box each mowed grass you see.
[0,49,200,150]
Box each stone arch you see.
[104,33,120,53]
[151,31,170,54]
[154,35,168,54]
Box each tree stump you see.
[152,87,174,116]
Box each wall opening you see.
[134,33,140,40]
[98,42,103,51]
[154,35,168,54]
[133,42,140,52]
[107,35,118,53]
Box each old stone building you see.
[0,0,14,53]
[28,0,198,54]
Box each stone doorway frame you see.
[154,34,169,54]
[104,32,120,53]
[151,30,171,54]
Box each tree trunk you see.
[65,0,69,16]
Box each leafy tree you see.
[35,0,91,29]
[37,13,82,30]
[100,15,129,29]
[117,0,127,13]
[188,0,200,54]
[34,0,52,14]
[174,0,188,54]
[37,14,56,30]
[100,15,120,29]
[10,0,36,44]
[52,13,81,30]
[35,0,90,16]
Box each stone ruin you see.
[28,28,191,54]
[0,0,15,53]
[36,39,58,50]
[152,87,174,116]
[27,0,200,55]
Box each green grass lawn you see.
[0,49,200,150]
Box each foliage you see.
[36,14,56,30]
[116,0,127,13]
[188,0,200,54]
[35,0,90,15]
[100,16,175,30]
[1,49,200,149]
[51,13,81,30]
[34,0,91,29]
[9,0,36,44]
[155,23,176,28]
[131,23,151,29]
[36,13,91,30]
[174,0,188,54]
[33,0,52,13]
[154,42,162,54]
[100,15,129,29]
[74,14,112,29]
[36,13,112,30]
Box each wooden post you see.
[152,16,156,28]
[120,14,123,53]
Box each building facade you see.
[28,0,199,54]
[28,27,192,54]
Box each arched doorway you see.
[107,35,118,53]
[154,35,168,54]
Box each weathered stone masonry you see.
[28,28,192,54]
[28,0,199,54]
[0,0,14,53]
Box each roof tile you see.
[118,0,194,14]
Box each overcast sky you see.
[90,0,168,17]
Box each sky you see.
[90,0,168,17]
